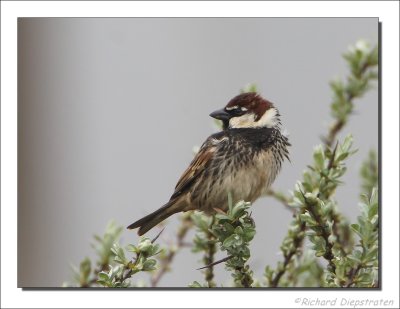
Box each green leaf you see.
[215,213,230,221]
[300,213,317,226]
[191,212,211,231]
[230,201,248,219]
[137,238,153,253]
[234,226,244,235]
[350,223,361,234]
[98,271,109,281]
[126,244,138,253]
[142,259,157,271]
[79,257,91,284]
[223,222,235,234]
[241,83,258,93]
[364,247,378,262]
[223,234,240,248]
[340,135,353,153]
[112,244,129,265]
[313,145,325,170]
[189,281,203,288]
[336,152,349,162]
[243,229,256,242]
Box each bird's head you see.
[210,92,281,130]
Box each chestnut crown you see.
[210,93,281,130]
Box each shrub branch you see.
[151,213,193,287]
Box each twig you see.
[330,210,350,256]
[325,119,345,149]
[203,217,217,287]
[303,195,336,273]
[266,188,295,214]
[345,264,362,287]
[327,141,338,170]
[270,220,306,287]
[82,264,109,287]
[150,214,193,287]
[323,143,348,256]
[324,52,377,148]
[151,228,165,244]
[236,266,253,288]
[197,255,234,270]
[121,268,134,282]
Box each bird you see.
[127,92,290,235]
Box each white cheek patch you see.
[229,108,279,128]
[255,108,279,128]
[228,113,257,128]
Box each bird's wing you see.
[170,134,226,200]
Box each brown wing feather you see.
[170,143,216,200]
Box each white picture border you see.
[1,1,399,308]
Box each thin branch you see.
[303,196,336,273]
[151,228,165,244]
[266,188,295,214]
[203,217,217,287]
[327,141,338,170]
[324,50,377,148]
[82,264,109,287]
[121,268,134,282]
[325,119,345,149]
[236,266,253,288]
[150,214,193,287]
[345,264,362,288]
[270,220,306,287]
[197,255,234,270]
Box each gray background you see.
[18,18,378,287]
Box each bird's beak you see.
[209,108,231,121]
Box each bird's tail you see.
[127,199,183,236]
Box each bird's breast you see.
[230,148,279,200]
[192,147,280,212]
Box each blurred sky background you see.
[18,18,378,287]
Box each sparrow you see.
[128,92,290,235]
